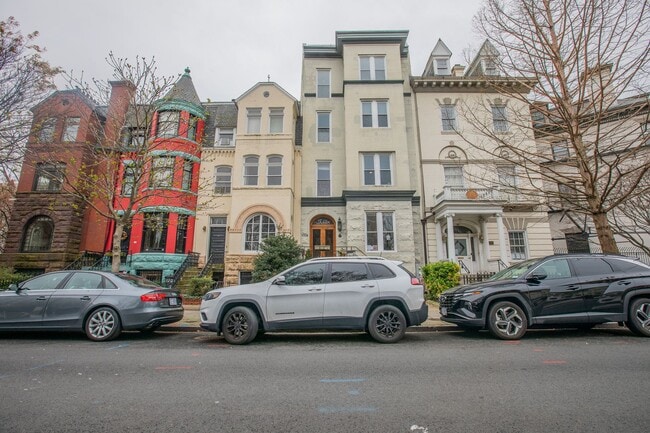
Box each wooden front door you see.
[310,216,336,258]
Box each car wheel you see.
[85,307,122,342]
[487,301,527,340]
[368,305,406,343]
[626,298,650,337]
[222,306,259,345]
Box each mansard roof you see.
[303,30,409,58]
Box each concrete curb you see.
[159,324,460,333]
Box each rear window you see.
[572,258,613,277]
[369,263,396,279]
[113,273,161,289]
[330,263,370,282]
[606,258,650,273]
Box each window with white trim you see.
[63,117,80,142]
[243,156,259,186]
[362,100,388,128]
[317,111,331,142]
[435,58,450,76]
[244,213,277,251]
[267,155,282,186]
[317,69,331,98]
[551,140,570,160]
[247,108,261,134]
[492,105,509,132]
[359,55,386,80]
[38,117,56,143]
[150,156,175,188]
[508,231,528,260]
[215,128,235,146]
[440,104,457,131]
[269,108,284,134]
[156,111,179,138]
[214,166,232,194]
[366,211,395,252]
[317,161,331,197]
[444,166,464,187]
[362,153,392,186]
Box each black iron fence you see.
[461,272,495,285]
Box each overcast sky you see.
[3,0,485,102]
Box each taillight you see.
[140,292,167,302]
[411,277,422,286]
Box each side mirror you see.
[527,270,547,281]
[273,276,286,286]
[8,283,19,292]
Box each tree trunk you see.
[591,211,620,254]
[111,222,124,273]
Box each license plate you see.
[168,297,178,306]
[441,307,447,316]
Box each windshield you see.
[488,258,539,281]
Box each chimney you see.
[584,63,615,107]
[452,64,465,77]
[104,80,135,145]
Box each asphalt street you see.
[0,327,649,433]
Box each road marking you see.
[543,360,567,365]
[320,378,366,383]
[29,360,62,370]
[154,366,193,370]
[318,406,376,414]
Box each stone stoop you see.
[175,267,201,293]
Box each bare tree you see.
[60,53,180,272]
[460,0,650,253]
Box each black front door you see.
[209,226,226,264]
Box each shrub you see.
[252,235,304,282]
[185,276,215,297]
[0,267,30,290]
[420,261,461,300]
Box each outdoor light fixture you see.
[337,217,343,237]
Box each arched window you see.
[21,216,54,252]
[244,213,276,251]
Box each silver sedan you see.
[0,271,183,341]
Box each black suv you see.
[439,254,650,339]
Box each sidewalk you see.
[161,301,455,333]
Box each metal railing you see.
[64,251,105,270]
[198,253,222,278]
[458,259,471,273]
[164,252,199,288]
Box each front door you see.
[454,234,475,273]
[310,216,336,258]
[209,216,227,264]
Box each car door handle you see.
[36,296,48,301]
[566,285,580,291]
[361,284,375,288]
[617,281,632,286]
[308,288,322,292]
[80,296,92,301]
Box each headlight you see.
[460,290,483,297]
[202,291,222,301]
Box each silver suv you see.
[199,257,428,344]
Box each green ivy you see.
[420,261,461,300]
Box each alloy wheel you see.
[88,309,116,340]
[493,305,524,337]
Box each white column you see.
[446,214,456,262]
[435,219,445,260]
[496,213,507,265]
[480,216,490,268]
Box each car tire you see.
[85,307,122,342]
[626,298,650,337]
[222,306,259,345]
[487,301,527,340]
[367,305,406,343]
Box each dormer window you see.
[435,58,450,76]
[483,58,498,76]
[216,128,235,146]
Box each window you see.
[243,156,259,186]
[33,163,65,192]
[214,166,232,194]
[156,111,179,138]
[317,161,331,196]
[642,122,650,145]
[244,213,276,251]
[142,213,168,252]
[216,128,235,146]
[551,140,570,160]
[63,117,80,142]
[572,258,613,277]
[359,55,386,80]
[366,211,395,252]
[121,127,146,148]
[269,108,284,133]
[497,165,517,188]
[181,160,193,190]
[21,216,54,252]
[369,263,396,279]
[492,106,509,132]
[444,166,464,187]
[239,271,253,285]
[483,58,498,75]
[150,156,175,188]
[508,231,527,260]
[317,69,331,98]
[283,263,326,285]
[317,112,331,143]
[175,214,188,254]
[187,115,199,141]
[121,163,136,196]
[535,259,572,279]
[330,263,370,282]
[363,153,392,186]
[440,104,457,131]
[20,272,69,290]
[362,101,388,128]
[267,156,282,186]
[62,272,103,290]
[38,117,56,143]
[247,108,261,133]
[558,182,576,208]
[435,58,450,75]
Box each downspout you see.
[412,82,430,264]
